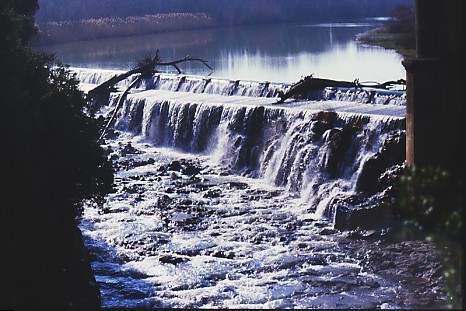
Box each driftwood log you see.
[89,51,212,141]
[276,75,406,104]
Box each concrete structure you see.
[402,0,464,175]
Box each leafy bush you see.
[395,165,462,239]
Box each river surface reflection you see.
[35,19,405,83]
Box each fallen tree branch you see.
[158,56,212,74]
[276,75,406,104]
[88,51,212,101]
[88,51,212,141]
[98,74,143,142]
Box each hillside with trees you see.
[35,0,413,43]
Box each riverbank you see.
[356,26,415,58]
[35,13,215,45]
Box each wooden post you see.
[402,0,464,174]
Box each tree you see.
[0,0,113,308]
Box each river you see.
[36,20,447,309]
[35,18,404,83]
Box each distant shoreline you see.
[35,15,416,62]
[34,13,215,45]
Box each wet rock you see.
[159,255,187,265]
[140,158,156,166]
[297,243,309,249]
[356,131,405,195]
[171,284,194,291]
[203,187,222,198]
[306,255,328,266]
[170,172,181,179]
[190,175,201,182]
[345,230,380,240]
[310,111,338,138]
[176,198,193,207]
[168,160,182,171]
[104,146,113,156]
[319,228,338,235]
[242,188,281,200]
[323,123,363,179]
[155,194,172,209]
[182,164,201,176]
[351,278,381,288]
[110,153,119,161]
[334,203,390,231]
[224,181,249,189]
[194,183,216,191]
[122,184,144,194]
[212,251,235,259]
[353,239,447,308]
[167,159,203,176]
[121,142,142,156]
[104,128,119,140]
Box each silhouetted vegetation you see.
[386,5,415,34]
[0,0,113,308]
[385,5,415,49]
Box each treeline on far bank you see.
[35,0,413,44]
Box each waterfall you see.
[110,97,405,220]
[81,68,406,221]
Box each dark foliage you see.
[386,5,415,34]
[385,4,415,49]
[0,0,112,309]
[393,165,463,308]
[394,165,463,241]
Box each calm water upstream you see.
[35,18,405,83]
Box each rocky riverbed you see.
[79,131,449,309]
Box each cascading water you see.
[75,69,445,309]
[109,82,405,220]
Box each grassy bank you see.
[36,13,214,44]
[356,26,415,58]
